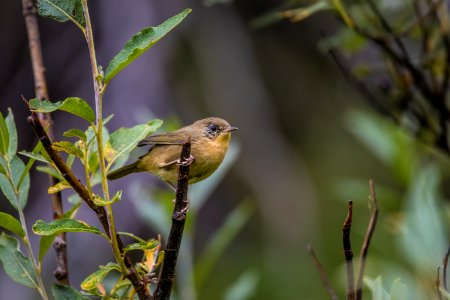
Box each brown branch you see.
[355,180,379,300]
[444,245,450,291]
[343,200,355,300]
[154,140,192,300]
[27,112,150,299]
[306,245,339,300]
[21,0,69,284]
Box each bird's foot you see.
[177,155,195,166]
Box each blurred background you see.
[0,0,448,299]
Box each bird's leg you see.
[159,155,195,168]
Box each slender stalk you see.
[343,200,355,300]
[355,180,379,300]
[306,245,339,300]
[80,2,150,298]
[21,0,69,284]
[154,141,192,300]
[5,164,49,300]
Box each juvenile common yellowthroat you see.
[107,117,237,186]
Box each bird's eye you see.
[209,124,218,132]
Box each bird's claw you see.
[177,155,195,166]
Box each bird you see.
[107,117,237,187]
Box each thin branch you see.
[355,179,379,300]
[306,245,339,300]
[27,112,150,299]
[21,0,69,284]
[154,140,192,300]
[343,200,355,300]
[437,266,444,300]
[444,244,450,291]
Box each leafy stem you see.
[5,162,49,300]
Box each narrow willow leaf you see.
[104,9,191,84]
[52,283,89,300]
[19,151,51,164]
[36,166,64,181]
[48,181,71,194]
[0,233,39,288]
[38,234,56,263]
[0,212,25,238]
[29,98,95,124]
[92,190,122,206]
[0,156,30,210]
[5,108,17,161]
[0,111,9,156]
[81,263,120,291]
[123,239,158,254]
[63,201,82,219]
[106,119,162,166]
[281,1,331,22]
[32,219,102,236]
[37,0,85,28]
[63,128,87,141]
[52,141,83,158]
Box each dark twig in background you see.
[27,112,150,299]
[21,0,69,285]
[355,180,379,299]
[343,200,355,300]
[306,245,339,300]
[154,140,192,300]
[444,245,450,291]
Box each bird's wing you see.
[137,130,188,147]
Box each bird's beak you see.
[224,126,238,132]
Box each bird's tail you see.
[107,162,139,180]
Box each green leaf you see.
[19,151,51,164]
[48,181,71,194]
[92,190,122,206]
[5,108,17,161]
[29,98,95,124]
[0,212,25,238]
[0,111,9,156]
[52,141,83,158]
[399,165,447,274]
[0,156,30,210]
[63,201,82,219]
[36,165,64,181]
[81,263,120,291]
[38,235,56,263]
[364,276,390,300]
[0,233,39,288]
[32,219,103,236]
[195,200,254,290]
[63,128,87,141]
[224,270,259,300]
[37,0,85,28]
[123,239,158,254]
[104,9,191,84]
[105,119,162,166]
[52,283,89,300]
[281,1,331,22]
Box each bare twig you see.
[307,245,339,300]
[437,266,444,300]
[444,245,450,291]
[343,200,355,300]
[21,0,69,284]
[154,140,192,300]
[355,180,379,300]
